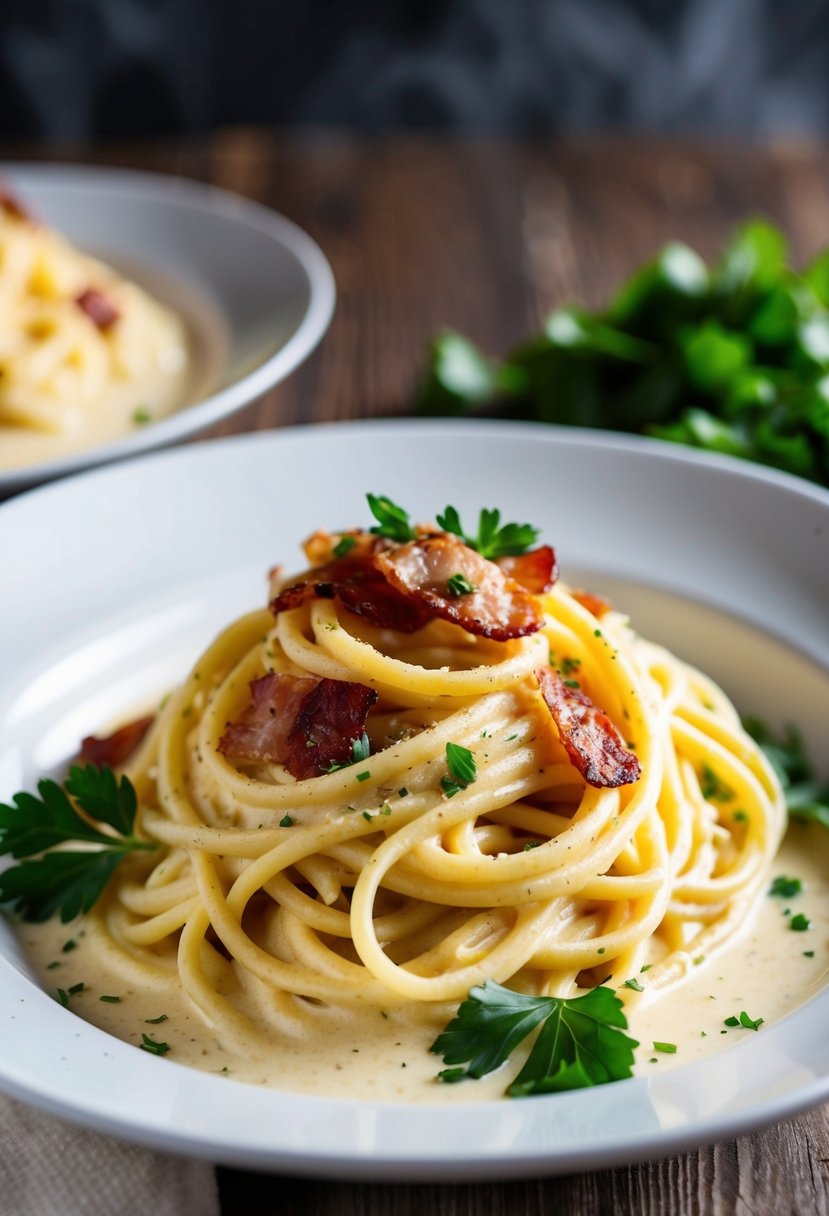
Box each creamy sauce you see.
[0,352,202,471]
[16,591,829,1103]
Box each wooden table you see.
[9,131,829,1214]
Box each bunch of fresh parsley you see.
[414,221,829,488]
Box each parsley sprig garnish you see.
[436,506,540,560]
[367,494,416,542]
[365,494,541,559]
[0,764,155,923]
[744,718,829,828]
[431,980,638,1096]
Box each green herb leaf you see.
[333,535,357,559]
[744,719,829,828]
[139,1034,170,1056]
[0,766,155,923]
[325,732,372,773]
[446,572,477,597]
[443,742,477,796]
[436,506,540,560]
[430,981,638,1097]
[769,875,803,898]
[366,494,416,542]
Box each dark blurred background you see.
[1,0,828,143]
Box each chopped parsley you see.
[132,405,152,425]
[99,995,121,1004]
[431,980,637,1096]
[623,977,644,992]
[139,1034,170,1056]
[279,814,294,828]
[446,572,477,597]
[790,913,812,932]
[355,771,371,783]
[145,1013,169,1024]
[652,1041,677,1054]
[769,875,803,899]
[441,742,477,798]
[333,535,357,558]
[724,1011,764,1031]
[699,764,734,802]
[325,732,372,773]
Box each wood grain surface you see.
[7,131,829,1215]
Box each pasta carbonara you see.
[72,501,785,1073]
[0,189,190,467]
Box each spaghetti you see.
[0,190,188,456]
[81,505,786,1060]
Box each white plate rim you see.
[0,163,336,493]
[1,419,828,1180]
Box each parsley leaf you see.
[366,494,416,542]
[324,732,371,773]
[0,765,155,923]
[436,505,540,559]
[446,572,477,597]
[441,742,477,797]
[744,719,829,829]
[769,875,803,899]
[431,981,638,1097]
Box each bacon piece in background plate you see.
[535,667,640,788]
[75,287,120,331]
[218,672,377,780]
[375,533,543,641]
[80,714,155,768]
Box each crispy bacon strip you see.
[75,287,120,331]
[218,672,377,779]
[535,667,640,788]
[271,551,432,633]
[375,534,542,641]
[571,588,612,618]
[79,714,154,768]
[496,545,558,594]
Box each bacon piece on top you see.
[496,545,558,594]
[375,534,543,641]
[218,672,377,780]
[535,667,640,788]
[75,287,120,331]
[80,714,154,768]
[271,549,432,633]
[571,588,613,618]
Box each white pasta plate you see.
[0,420,828,1180]
[0,164,335,494]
